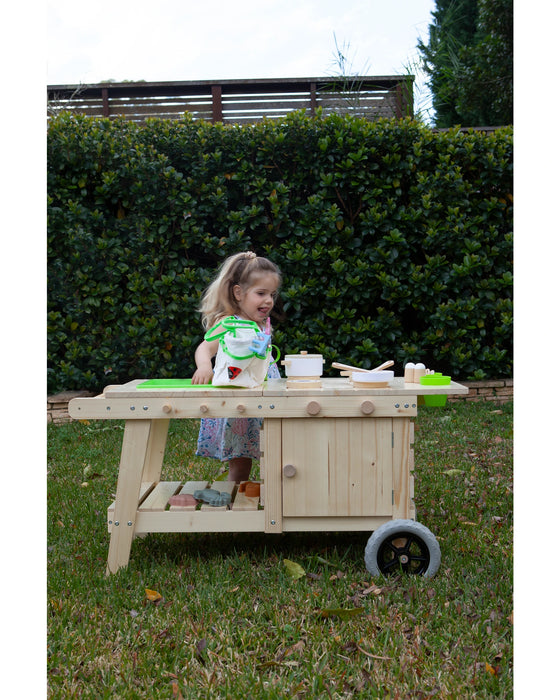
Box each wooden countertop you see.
[102,377,469,399]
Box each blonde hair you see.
[199,251,282,329]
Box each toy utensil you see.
[332,360,394,374]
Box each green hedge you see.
[47,112,512,393]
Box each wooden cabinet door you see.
[281,418,393,517]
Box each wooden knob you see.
[361,400,375,415]
[237,404,246,413]
[306,400,321,416]
[283,464,297,478]
[162,404,172,414]
[199,404,209,414]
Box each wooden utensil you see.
[332,360,394,374]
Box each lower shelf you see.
[107,480,414,536]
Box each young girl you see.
[192,251,282,482]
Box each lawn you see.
[47,401,513,698]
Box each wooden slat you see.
[200,480,236,511]
[263,419,282,532]
[231,481,262,511]
[139,481,182,511]
[392,419,413,519]
[168,480,208,511]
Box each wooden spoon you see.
[332,360,394,374]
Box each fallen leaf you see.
[284,559,306,579]
[485,661,498,676]
[145,588,163,602]
[361,585,383,596]
[444,469,463,476]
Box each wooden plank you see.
[200,480,236,511]
[282,516,390,532]
[142,419,170,483]
[69,393,418,420]
[392,418,413,519]
[106,420,153,574]
[168,481,208,511]
[231,481,262,511]
[263,419,283,532]
[135,509,265,534]
[139,481,182,511]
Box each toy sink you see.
[419,374,451,406]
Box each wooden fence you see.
[47,76,414,124]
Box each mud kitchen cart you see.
[69,377,468,577]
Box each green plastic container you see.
[419,373,451,406]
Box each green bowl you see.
[419,374,451,406]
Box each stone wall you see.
[447,379,513,405]
[47,380,513,424]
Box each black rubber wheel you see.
[364,519,441,578]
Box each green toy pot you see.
[419,374,451,406]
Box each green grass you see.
[47,402,513,698]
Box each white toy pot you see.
[281,352,324,377]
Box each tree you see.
[419,0,512,127]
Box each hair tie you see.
[244,252,257,260]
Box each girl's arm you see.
[191,338,220,384]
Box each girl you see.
[192,251,282,482]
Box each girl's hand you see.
[192,339,219,384]
[192,366,214,385]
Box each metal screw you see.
[143,406,148,411]
[405,403,409,408]
[114,521,119,526]
[130,406,135,411]
[270,520,276,525]
[395,403,400,408]
[127,521,133,526]
[106,406,111,411]
[269,404,275,409]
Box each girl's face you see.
[233,272,279,326]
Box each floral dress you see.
[196,362,281,462]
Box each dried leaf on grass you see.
[283,559,306,579]
[145,588,162,602]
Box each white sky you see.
[46,0,435,113]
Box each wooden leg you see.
[106,420,154,575]
[263,419,283,533]
[392,418,413,519]
[142,418,170,483]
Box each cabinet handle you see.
[306,400,321,415]
[360,400,375,415]
[283,464,297,478]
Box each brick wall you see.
[447,379,513,405]
[47,380,513,423]
[47,390,94,424]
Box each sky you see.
[46,0,436,116]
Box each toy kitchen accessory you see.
[204,316,272,388]
[281,351,324,389]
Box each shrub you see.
[47,112,512,392]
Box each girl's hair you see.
[199,251,282,329]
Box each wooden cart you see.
[69,377,468,577]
